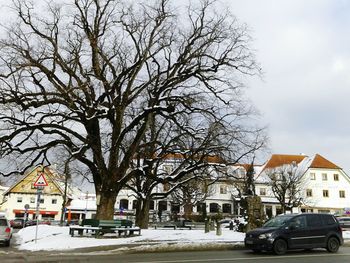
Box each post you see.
[205,218,210,233]
[35,186,43,243]
[216,219,222,236]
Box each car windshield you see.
[263,215,294,228]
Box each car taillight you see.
[5,227,11,233]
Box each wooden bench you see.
[69,219,140,238]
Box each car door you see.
[287,215,310,249]
[306,214,327,246]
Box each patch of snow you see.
[14,225,350,252]
[15,225,245,251]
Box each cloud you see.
[226,0,350,171]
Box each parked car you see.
[244,213,343,255]
[0,217,13,247]
[10,218,25,229]
[337,217,350,230]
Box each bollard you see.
[216,220,222,236]
[205,219,210,233]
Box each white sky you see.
[0,0,349,175]
[225,0,350,171]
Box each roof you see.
[3,165,65,196]
[161,153,225,164]
[309,154,341,169]
[261,154,307,171]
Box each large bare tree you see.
[0,0,262,219]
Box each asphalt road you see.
[2,246,350,263]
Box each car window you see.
[263,215,293,227]
[323,215,336,225]
[290,215,307,229]
[307,214,323,227]
[0,219,7,226]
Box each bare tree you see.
[127,107,265,228]
[265,164,303,214]
[0,0,262,219]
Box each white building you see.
[1,165,77,220]
[2,153,349,222]
[255,154,350,216]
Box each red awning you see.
[13,209,58,215]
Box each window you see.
[30,197,35,203]
[209,203,219,213]
[322,173,328,181]
[339,190,345,198]
[323,190,329,198]
[40,199,45,204]
[306,189,313,197]
[149,200,155,210]
[197,203,206,214]
[222,203,232,213]
[52,199,57,204]
[307,214,323,227]
[323,214,336,225]
[119,199,129,210]
[334,174,339,181]
[310,173,316,180]
[220,185,227,194]
[132,200,138,210]
[17,197,23,203]
[259,188,266,196]
[318,209,330,213]
[290,215,307,229]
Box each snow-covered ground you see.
[14,225,350,251]
[15,225,246,251]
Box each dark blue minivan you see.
[244,213,343,255]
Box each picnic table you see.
[69,219,141,238]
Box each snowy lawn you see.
[15,225,246,251]
[14,225,350,251]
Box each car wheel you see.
[5,240,10,247]
[273,239,287,255]
[326,237,340,253]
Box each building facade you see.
[1,153,350,222]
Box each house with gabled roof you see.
[1,165,72,220]
[255,153,350,217]
[297,154,350,214]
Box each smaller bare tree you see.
[170,175,215,220]
[265,163,303,214]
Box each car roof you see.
[276,213,335,218]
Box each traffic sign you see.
[34,173,48,187]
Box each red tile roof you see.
[263,154,307,170]
[309,154,341,169]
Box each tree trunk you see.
[96,189,117,220]
[135,198,150,229]
[184,203,193,220]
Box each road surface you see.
[1,246,350,263]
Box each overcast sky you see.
[222,0,350,172]
[0,0,349,176]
